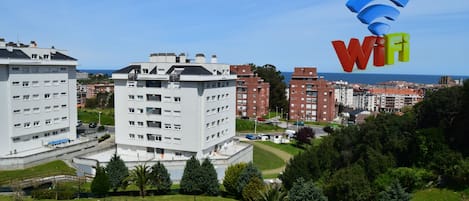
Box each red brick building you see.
[289,67,335,122]
[230,65,270,118]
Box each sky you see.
[1,0,469,75]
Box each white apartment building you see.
[0,39,78,157]
[333,81,354,108]
[112,53,238,161]
[353,90,376,111]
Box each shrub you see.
[223,163,247,196]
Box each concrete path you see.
[249,141,293,175]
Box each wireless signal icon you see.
[346,0,409,36]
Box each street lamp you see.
[98,111,102,126]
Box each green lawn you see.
[236,119,283,133]
[78,108,115,125]
[412,188,463,201]
[257,141,303,156]
[252,144,285,171]
[0,195,237,201]
[0,160,76,185]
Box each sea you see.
[78,69,469,85]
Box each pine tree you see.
[106,152,129,192]
[236,162,263,196]
[288,178,327,201]
[200,158,219,196]
[377,180,411,201]
[150,161,172,194]
[180,156,203,195]
[91,165,110,197]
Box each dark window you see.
[147,121,161,128]
[146,107,161,115]
[146,80,161,88]
[146,94,161,101]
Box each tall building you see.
[333,80,354,108]
[0,38,78,157]
[289,67,335,122]
[112,53,239,160]
[230,65,270,118]
[353,89,376,111]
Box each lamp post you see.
[98,111,102,126]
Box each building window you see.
[53,93,59,98]
[22,81,29,87]
[137,121,144,127]
[147,94,161,101]
[163,96,171,102]
[62,116,68,120]
[44,133,50,137]
[173,110,181,116]
[44,93,51,99]
[137,95,144,100]
[54,118,60,123]
[129,133,135,139]
[12,81,20,86]
[164,124,172,129]
[147,121,161,128]
[128,95,135,100]
[23,108,31,114]
[13,109,21,114]
[128,108,135,113]
[33,121,40,127]
[33,107,40,113]
[146,80,162,88]
[14,123,21,128]
[45,119,51,125]
[13,95,20,100]
[138,135,144,139]
[32,94,39,100]
[129,121,135,126]
[61,104,67,108]
[32,54,38,59]
[24,122,31,128]
[45,106,51,112]
[174,97,181,102]
[32,81,39,86]
[32,136,39,139]
[174,124,181,130]
[44,80,51,86]
[53,105,59,110]
[23,95,30,100]
[146,107,161,115]
[147,134,162,141]
[60,80,67,84]
[61,92,67,96]
[137,108,144,114]
[53,80,59,85]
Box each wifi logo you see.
[346,0,409,36]
[331,0,411,72]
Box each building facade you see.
[289,67,335,122]
[112,53,240,160]
[333,80,354,108]
[353,89,377,111]
[0,38,78,157]
[370,88,423,113]
[230,65,270,118]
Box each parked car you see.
[245,134,258,140]
[241,116,250,120]
[257,117,266,122]
[89,122,97,128]
[293,121,305,126]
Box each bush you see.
[374,167,436,192]
[91,165,110,197]
[236,162,263,196]
[289,178,327,201]
[150,162,172,194]
[98,134,110,143]
[223,163,247,196]
[241,177,265,201]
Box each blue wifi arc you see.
[346,0,409,36]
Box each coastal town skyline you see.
[1,0,469,75]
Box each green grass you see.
[412,188,463,201]
[257,141,303,156]
[0,160,76,185]
[236,119,283,133]
[0,195,237,201]
[252,144,284,171]
[263,173,280,179]
[78,108,115,125]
